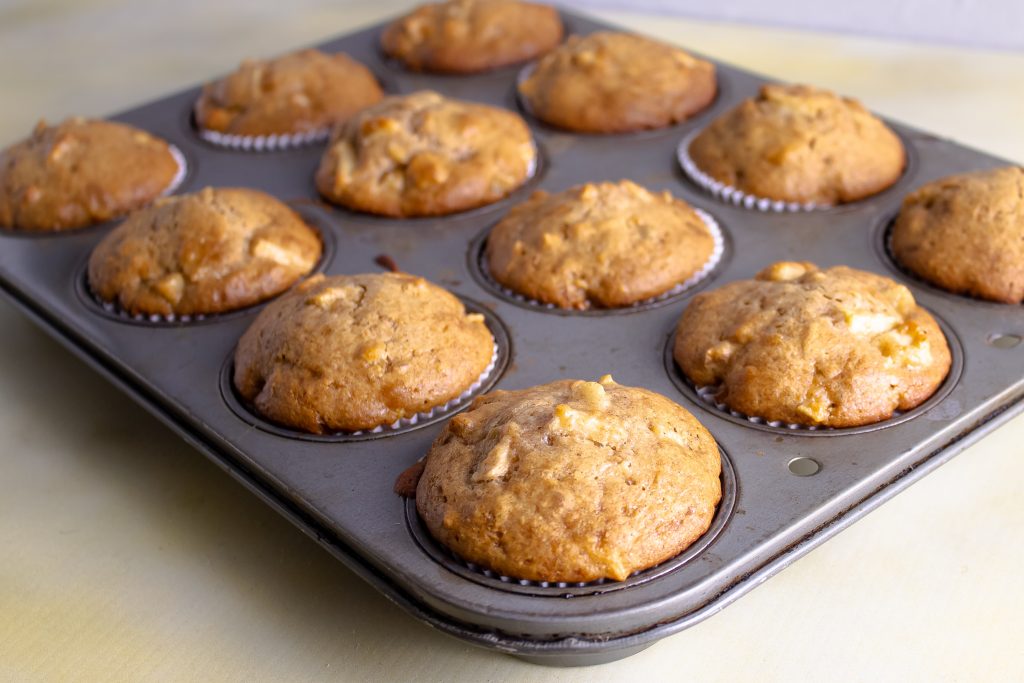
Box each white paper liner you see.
[197,126,330,151]
[94,295,207,324]
[677,130,829,212]
[163,144,188,196]
[694,384,827,431]
[480,207,724,311]
[347,340,500,436]
[515,62,537,118]
[524,141,539,182]
[692,383,904,430]
[450,549,615,589]
[439,525,691,589]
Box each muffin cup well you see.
[663,321,964,436]
[219,300,511,442]
[316,135,543,221]
[877,214,1023,308]
[404,445,736,597]
[473,207,726,315]
[76,206,336,326]
[403,446,733,593]
[513,59,720,138]
[0,143,190,237]
[676,130,828,212]
[189,68,396,153]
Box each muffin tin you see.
[1,11,1022,667]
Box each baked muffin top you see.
[233,272,495,433]
[0,118,181,232]
[382,0,563,74]
[687,84,905,205]
[194,49,383,136]
[891,166,1024,304]
[517,31,716,134]
[416,375,722,582]
[485,180,716,309]
[88,187,321,317]
[674,261,951,428]
[315,91,536,217]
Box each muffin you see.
[316,91,536,217]
[416,375,722,582]
[0,118,182,232]
[891,166,1024,304]
[485,180,717,309]
[233,272,495,433]
[382,0,563,74]
[517,31,716,134]
[194,49,383,138]
[673,261,951,428]
[687,84,905,205]
[88,187,321,317]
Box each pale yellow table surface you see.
[1,2,1023,680]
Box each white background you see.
[569,0,1023,50]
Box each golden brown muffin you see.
[382,0,563,74]
[687,84,905,205]
[233,272,495,433]
[315,91,536,217]
[517,31,716,134]
[194,49,383,137]
[87,187,321,317]
[0,118,181,232]
[891,166,1024,304]
[416,375,721,582]
[674,262,951,428]
[485,180,717,309]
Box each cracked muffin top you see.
[673,261,951,428]
[891,166,1024,304]
[415,375,722,582]
[687,84,905,205]
[315,91,536,217]
[382,0,563,74]
[517,31,717,134]
[485,180,716,309]
[88,187,321,317]
[233,272,495,433]
[193,48,383,137]
[0,118,181,232]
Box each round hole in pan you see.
[662,315,964,437]
[987,333,1022,349]
[403,445,736,597]
[74,203,337,327]
[788,457,821,477]
[218,297,511,443]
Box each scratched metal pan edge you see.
[0,9,1022,666]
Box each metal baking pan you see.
[1,10,1021,667]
